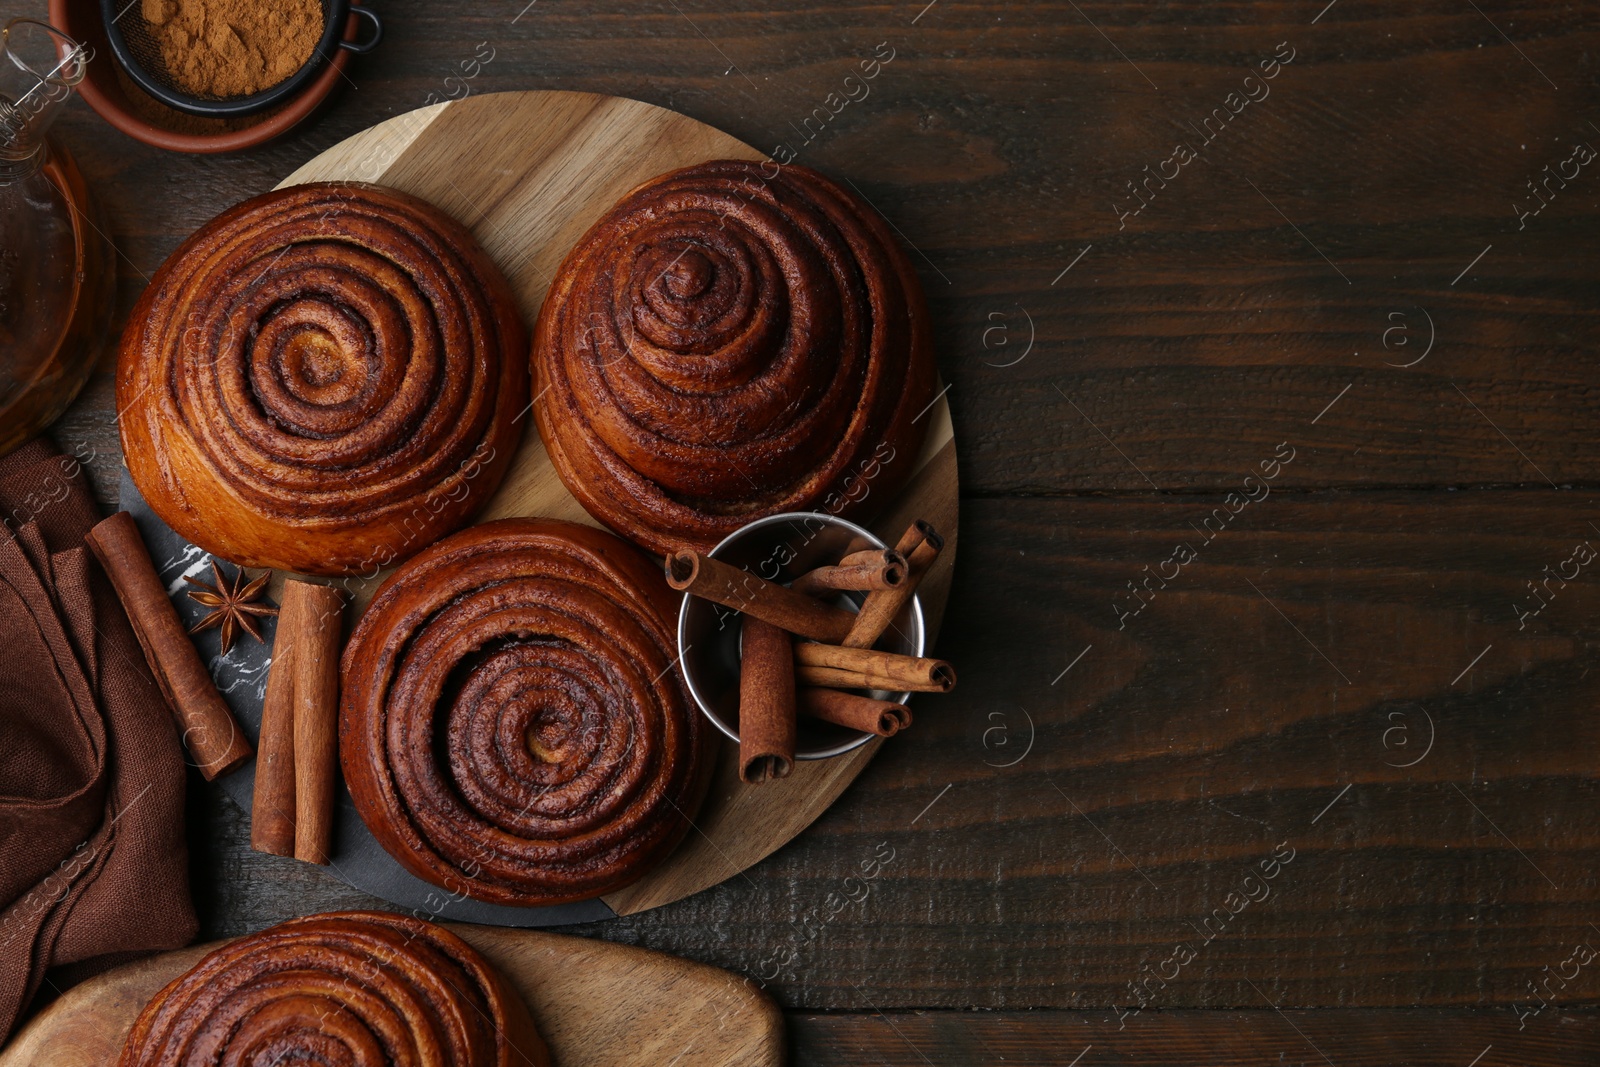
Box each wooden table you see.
[17,0,1600,1061]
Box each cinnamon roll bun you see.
[533,160,935,555]
[341,519,713,906]
[118,182,527,576]
[117,911,548,1067]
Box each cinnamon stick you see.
[793,643,956,693]
[737,617,796,783]
[255,580,345,861]
[85,512,252,780]
[796,664,954,693]
[289,581,344,864]
[666,549,855,643]
[798,687,911,737]
[252,591,297,858]
[790,549,906,596]
[842,521,945,649]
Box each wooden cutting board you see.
[0,925,783,1066]
[258,91,960,920]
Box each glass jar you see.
[0,19,112,459]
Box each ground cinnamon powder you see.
[140,0,324,99]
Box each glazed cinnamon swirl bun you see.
[341,519,713,906]
[118,183,527,576]
[533,160,936,555]
[117,911,548,1067]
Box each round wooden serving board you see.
[124,90,958,924]
[0,925,782,1067]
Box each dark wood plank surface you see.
[10,0,1600,1061]
[792,1009,1600,1065]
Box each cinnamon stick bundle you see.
[666,549,855,643]
[254,580,344,862]
[793,643,956,693]
[738,617,796,783]
[798,687,912,737]
[790,549,906,596]
[842,521,945,649]
[85,512,253,780]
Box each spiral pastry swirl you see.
[118,182,528,576]
[533,160,935,555]
[117,911,548,1067]
[341,519,712,906]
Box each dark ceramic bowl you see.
[52,0,367,152]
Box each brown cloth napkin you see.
[0,439,196,1042]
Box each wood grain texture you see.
[791,1009,1600,1065]
[1,926,782,1067]
[44,1,1600,497]
[601,487,1597,1010]
[17,0,1600,1058]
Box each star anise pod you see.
[186,560,277,655]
